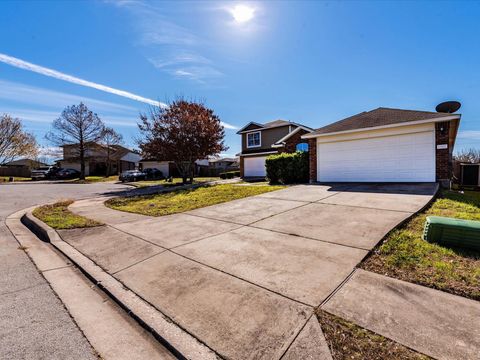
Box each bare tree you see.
[454,148,480,164]
[138,99,227,183]
[101,127,123,177]
[46,103,105,179]
[0,114,38,164]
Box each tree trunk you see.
[189,162,194,184]
[79,143,85,180]
[176,162,188,184]
[106,148,110,177]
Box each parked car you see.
[56,168,81,180]
[119,170,146,182]
[31,166,62,180]
[142,168,164,180]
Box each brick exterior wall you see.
[282,129,310,153]
[239,156,244,178]
[308,138,317,183]
[435,121,451,183]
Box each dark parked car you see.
[142,168,164,180]
[31,166,62,180]
[119,170,146,182]
[56,168,81,180]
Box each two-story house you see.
[236,120,313,178]
[58,142,141,176]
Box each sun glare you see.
[231,4,255,23]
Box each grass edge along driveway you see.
[316,310,431,360]
[33,200,103,229]
[362,190,480,301]
[105,184,285,217]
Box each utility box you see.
[423,216,480,251]
[460,163,480,186]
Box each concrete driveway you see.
[66,183,437,359]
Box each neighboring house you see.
[0,158,48,177]
[237,120,313,178]
[139,159,176,178]
[58,142,141,176]
[302,107,461,186]
[209,157,239,170]
[196,156,240,176]
[3,158,47,169]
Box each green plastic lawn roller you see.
[423,216,480,251]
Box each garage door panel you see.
[317,131,435,182]
[244,156,267,177]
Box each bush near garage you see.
[266,151,309,184]
[219,171,240,179]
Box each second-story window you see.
[247,131,261,147]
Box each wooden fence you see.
[0,166,31,178]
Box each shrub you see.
[265,151,309,184]
[219,171,240,179]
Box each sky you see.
[1,0,479,159]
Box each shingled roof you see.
[307,107,459,136]
[237,119,313,134]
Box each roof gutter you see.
[301,115,461,139]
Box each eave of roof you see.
[272,126,314,146]
[237,120,313,134]
[302,114,460,139]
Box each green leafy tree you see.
[138,99,227,183]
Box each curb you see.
[22,210,219,360]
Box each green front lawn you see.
[130,177,220,188]
[317,310,430,360]
[33,200,102,229]
[105,183,284,216]
[362,190,480,300]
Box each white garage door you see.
[244,156,267,177]
[318,131,435,182]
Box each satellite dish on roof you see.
[435,101,461,113]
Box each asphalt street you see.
[0,182,127,359]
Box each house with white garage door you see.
[302,106,461,186]
[237,120,313,178]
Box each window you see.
[296,142,309,152]
[247,131,261,148]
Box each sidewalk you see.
[322,269,480,360]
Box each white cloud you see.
[171,66,223,83]
[3,107,138,128]
[457,130,480,140]
[0,53,167,107]
[148,52,211,69]
[0,55,236,129]
[3,105,237,130]
[149,53,223,83]
[221,122,238,130]
[109,1,199,46]
[108,1,223,84]
[0,80,138,114]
